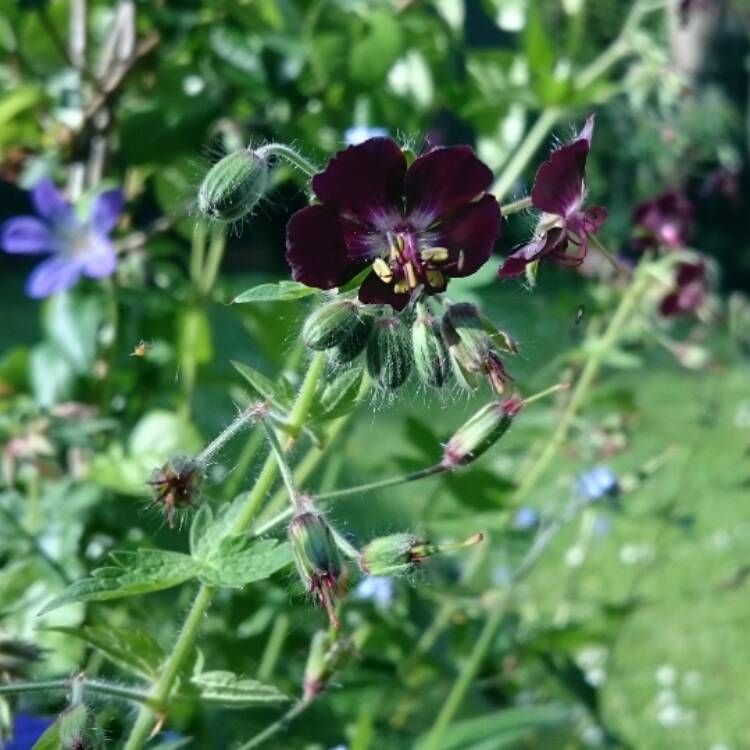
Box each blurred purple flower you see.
[1,179,123,299]
[354,575,395,609]
[344,126,389,146]
[632,190,693,250]
[4,713,53,749]
[577,466,619,502]
[286,137,501,309]
[512,505,540,530]
[499,115,607,279]
[660,260,707,317]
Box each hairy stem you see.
[499,196,532,215]
[255,143,318,179]
[0,678,152,705]
[236,699,312,750]
[123,352,326,750]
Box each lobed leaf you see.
[197,537,293,588]
[191,670,288,707]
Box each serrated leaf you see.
[191,670,288,707]
[231,360,291,408]
[232,280,318,304]
[39,550,200,614]
[198,537,293,588]
[310,368,364,423]
[32,704,88,750]
[47,626,165,679]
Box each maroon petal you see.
[435,194,501,278]
[531,119,596,218]
[358,272,410,310]
[405,146,493,221]
[286,205,370,290]
[498,228,565,279]
[659,292,682,317]
[311,138,406,220]
[632,190,693,249]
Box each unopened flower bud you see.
[412,303,451,388]
[484,351,512,395]
[366,316,412,390]
[198,149,269,222]
[330,309,375,364]
[441,303,491,374]
[360,532,484,577]
[303,630,354,701]
[288,512,343,627]
[58,703,88,749]
[303,299,370,351]
[148,455,203,528]
[441,397,523,468]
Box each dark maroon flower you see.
[660,260,707,317]
[499,115,607,279]
[632,190,693,250]
[285,138,501,310]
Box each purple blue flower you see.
[512,505,540,530]
[1,179,123,298]
[577,466,619,501]
[354,575,395,608]
[499,115,607,278]
[285,137,501,310]
[4,713,54,749]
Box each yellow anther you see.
[373,258,393,283]
[404,261,418,289]
[393,280,409,294]
[426,269,445,288]
[420,247,449,263]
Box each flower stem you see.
[123,352,327,750]
[255,143,318,179]
[235,699,312,750]
[588,233,630,277]
[0,678,152,705]
[512,257,652,504]
[499,196,532,215]
[261,420,301,510]
[491,107,561,201]
[196,407,258,465]
[199,223,227,297]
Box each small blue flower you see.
[1,178,123,298]
[577,466,619,502]
[5,713,54,749]
[344,126,389,146]
[354,575,394,608]
[512,505,540,530]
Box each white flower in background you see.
[656,664,677,686]
[344,126,389,146]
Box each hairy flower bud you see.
[366,316,412,390]
[303,299,370,352]
[148,455,203,528]
[412,303,451,388]
[197,149,268,222]
[441,303,491,374]
[303,630,355,701]
[360,532,484,577]
[288,512,343,627]
[329,309,375,364]
[441,397,523,468]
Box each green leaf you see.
[197,537,293,588]
[337,265,373,293]
[350,11,404,85]
[44,291,104,375]
[310,368,364,423]
[47,626,165,679]
[32,704,88,750]
[190,504,214,558]
[40,550,200,614]
[29,343,75,408]
[232,280,319,304]
[190,670,288,707]
[231,360,292,408]
[418,704,570,750]
[178,306,213,369]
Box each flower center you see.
[370,227,457,295]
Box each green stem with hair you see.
[123,352,327,750]
[255,143,319,179]
[0,678,153,705]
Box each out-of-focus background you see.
[1,1,750,748]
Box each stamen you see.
[373,258,393,283]
[404,261,418,289]
[457,250,465,272]
[394,280,409,294]
[426,269,445,288]
[421,247,449,263]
